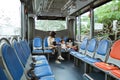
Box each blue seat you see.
[2,43,53,79]
[0,66,8,80]
[82,39,110,64]
[13,40,48,67]
[13,40,27,67]
[24,40,46,61]
[34,66,53,78]
[32,37,44,54]
[43,37,53,53]
[70,37,89,56]
[55,37,61,44]
[33,55,47,61]
[20,40,46,61]
[2,44,25,80]
[20,40,30,59]
[75,52,86,59]
[82,57,101,63]
[74,38,97,62]
[63,37,68,42]
[81,38,97,61]
[32,49,44,53]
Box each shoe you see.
[58,56,64,60]
[55,60,61,64]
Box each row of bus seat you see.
[32,37,68,54]
[69,38,120,80]
[0,38,55,80]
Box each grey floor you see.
[49,59,84,80]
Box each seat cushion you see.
[95,62,119,70]
[83,57,101,63]
[40,76,55,80]
[34,66,53,78]
[35,60,48,67]
[32,55,47,61]
[70,51,78,56]
[32,50,44,53]
[44,49,53,53]
[111,70,120,78]
[75,53,86,59]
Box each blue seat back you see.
[2,44,24,80]
[0,66,8,80]
[94,39,110,62]
[85,38,97,57]
[63,37,68,42]
[13,41,27,66]
[20,40,30,59]
[87,38,97,52]
[33,37,42,49]
[55,37,61,44]
[96,39,110,56]
[44,37,49,48]
[80,37,89,50]
[24,40,31,54]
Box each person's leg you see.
[57,46,64,60]
[54,47,61,64]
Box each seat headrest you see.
[110,40,120,60]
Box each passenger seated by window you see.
[47,31,64,64]
[61,39,78,52]
[66,39,78,51]
[66,39,73,49]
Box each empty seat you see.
[20,40,46,62]
[55,37,61,44]
[24,39,46,61]
[32,37,44,54]
[13,40,48,68]
[13,40,27,67]
[0,39,53,79]
[74,38,97,60]
[94,39,120,71]
[43,37,53,53]
[2,43,26,80]
[82,39,111,64]
[110,70,120,78]
[70,37,89,56]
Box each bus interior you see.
[0,0,120,80]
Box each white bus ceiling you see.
[20,0,111,20]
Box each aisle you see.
[49,60,84,80]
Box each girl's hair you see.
[61,39,64,43]
[49,31,56,38]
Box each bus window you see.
[81,12,90,40]
[35,20,67,31]
[94,0,120,40]
[0,0,21,38]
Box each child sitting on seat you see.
[61,39,68,51]
[66,39,73,49]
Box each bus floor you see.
[49,59,84,80]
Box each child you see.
[66,39,73,48]
[61,39,68,51]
